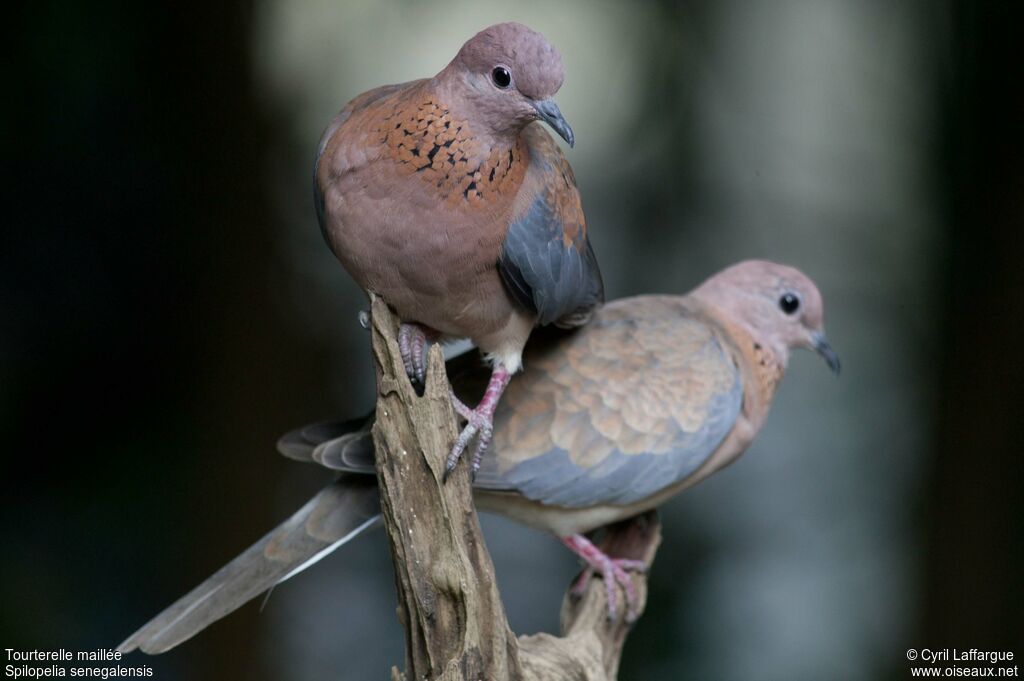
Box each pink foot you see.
[445,366,511,479]
[397,323,437,385]
[563,534,648,623]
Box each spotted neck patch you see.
[751,341,784,403]
[374,98,526,206]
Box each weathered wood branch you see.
[369,297,661,681]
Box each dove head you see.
[444,22,574,147]
[694,260,840,375]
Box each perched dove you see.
[315,22,603,475]
[118,261,839,653]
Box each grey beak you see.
[533,99,574,147]
[812,332,841,376]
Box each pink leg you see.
[450,391,474,420]
[562,534,648,623]
[445,365,511,479]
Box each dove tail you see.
[117,475,381,655]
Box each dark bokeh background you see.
[3,1,1021,679]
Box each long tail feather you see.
[117,475,380,655]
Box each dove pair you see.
[119,23,840,654]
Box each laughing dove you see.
[118,260,839,653]
[315,22,603,475]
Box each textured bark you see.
[369,296,661,681]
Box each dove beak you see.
[811,332,841,376]
[533,99,574,148]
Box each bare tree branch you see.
[369,296,661,681]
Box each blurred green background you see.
[3,0,1021,679]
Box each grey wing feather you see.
[276,344,498,474]
[479,380,740,508]
[277,417,375,472]
[117,476,381,655]
[498,200,604,327]
[475,326,743,508]
[277,418,367,463]
[312,433,375,473]
[498,127,603,327]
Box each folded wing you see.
[475,297,743,508]
[498,125,604,328]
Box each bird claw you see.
[449,391,474,420]
[443,366,511,481]
[444,408,494,480]
[563,535,648,623]
[397,324,429,385]
[578,558,646,623]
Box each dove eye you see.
[491,66,512,89]
[779,292,801,315]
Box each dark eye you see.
[779,292,801,315]
[491,66,512,89]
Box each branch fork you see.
[368,296,660,681]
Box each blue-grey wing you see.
[474,297,742,508]
[498,125,603,328]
